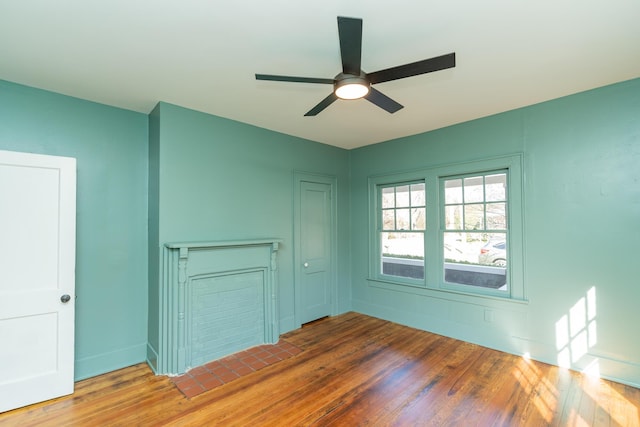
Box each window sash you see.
[377,181,426,282]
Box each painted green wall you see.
[3,75,638,387]
[349,78,640,386]
[0,80,149,380]
[147,104,161,368]
[147,102,351,358]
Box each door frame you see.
[293,171,338,328]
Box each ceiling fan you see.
[256,16,456,116]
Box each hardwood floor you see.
[1,312,639,426]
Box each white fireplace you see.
[153,239,281,375]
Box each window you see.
[442,171,509,292]
[379,182,425,280]
[369,154,524,301]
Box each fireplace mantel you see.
[165,238,282,250]
[151,238,282,375]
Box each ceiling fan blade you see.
[304,92,339,116]
[256,74,334,84]
[364,87,404,113]
[337,16,363,75]
[367,52,456,84]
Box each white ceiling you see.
[1,1,639,149]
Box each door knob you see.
[60,294,71,303]
[303,262,309,268]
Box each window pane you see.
[444,179,463,204]
[463,176,484,203]
[445,205,462,230]
[381,232,424,259]
[412,207,425,230]
[382,187,395,208]
[485,173,507,202]
[410,183,425,206]
[486,203,506,230]
[382,209,395,230]
[396,185,410,207]
[396,208,410,230]
[381,232,424,280]
[464,204,484,230]
[443,232,507,266]
[443,232,484,264]
[444,232,507,290]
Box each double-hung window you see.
[441,171,509,292]
[369,154,524,301]
[379,182,426,281]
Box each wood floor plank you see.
[1,312,639,426]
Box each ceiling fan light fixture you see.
[255,17,456,115]
[334,77,370,100]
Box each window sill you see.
[367,277,528,308]
[372,275,426,289]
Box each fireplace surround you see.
[152,239,281,375]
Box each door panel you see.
[0,150,76,413]
[298,180,333,324]
[1,312,59,382]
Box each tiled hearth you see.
[170,340,302,398]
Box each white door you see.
[0,150,76,413]
[297,179,333,324]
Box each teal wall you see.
[147,105,161,368]
[146,102,351,361]
[349,78,640,386]
[0,80,149,380]
[2,75,639,387]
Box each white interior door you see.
[0,150,76,413]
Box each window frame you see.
[377,180,427,285]
[439,169,510,297]
[368,154,525,302]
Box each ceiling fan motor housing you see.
[334,72,370,99]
